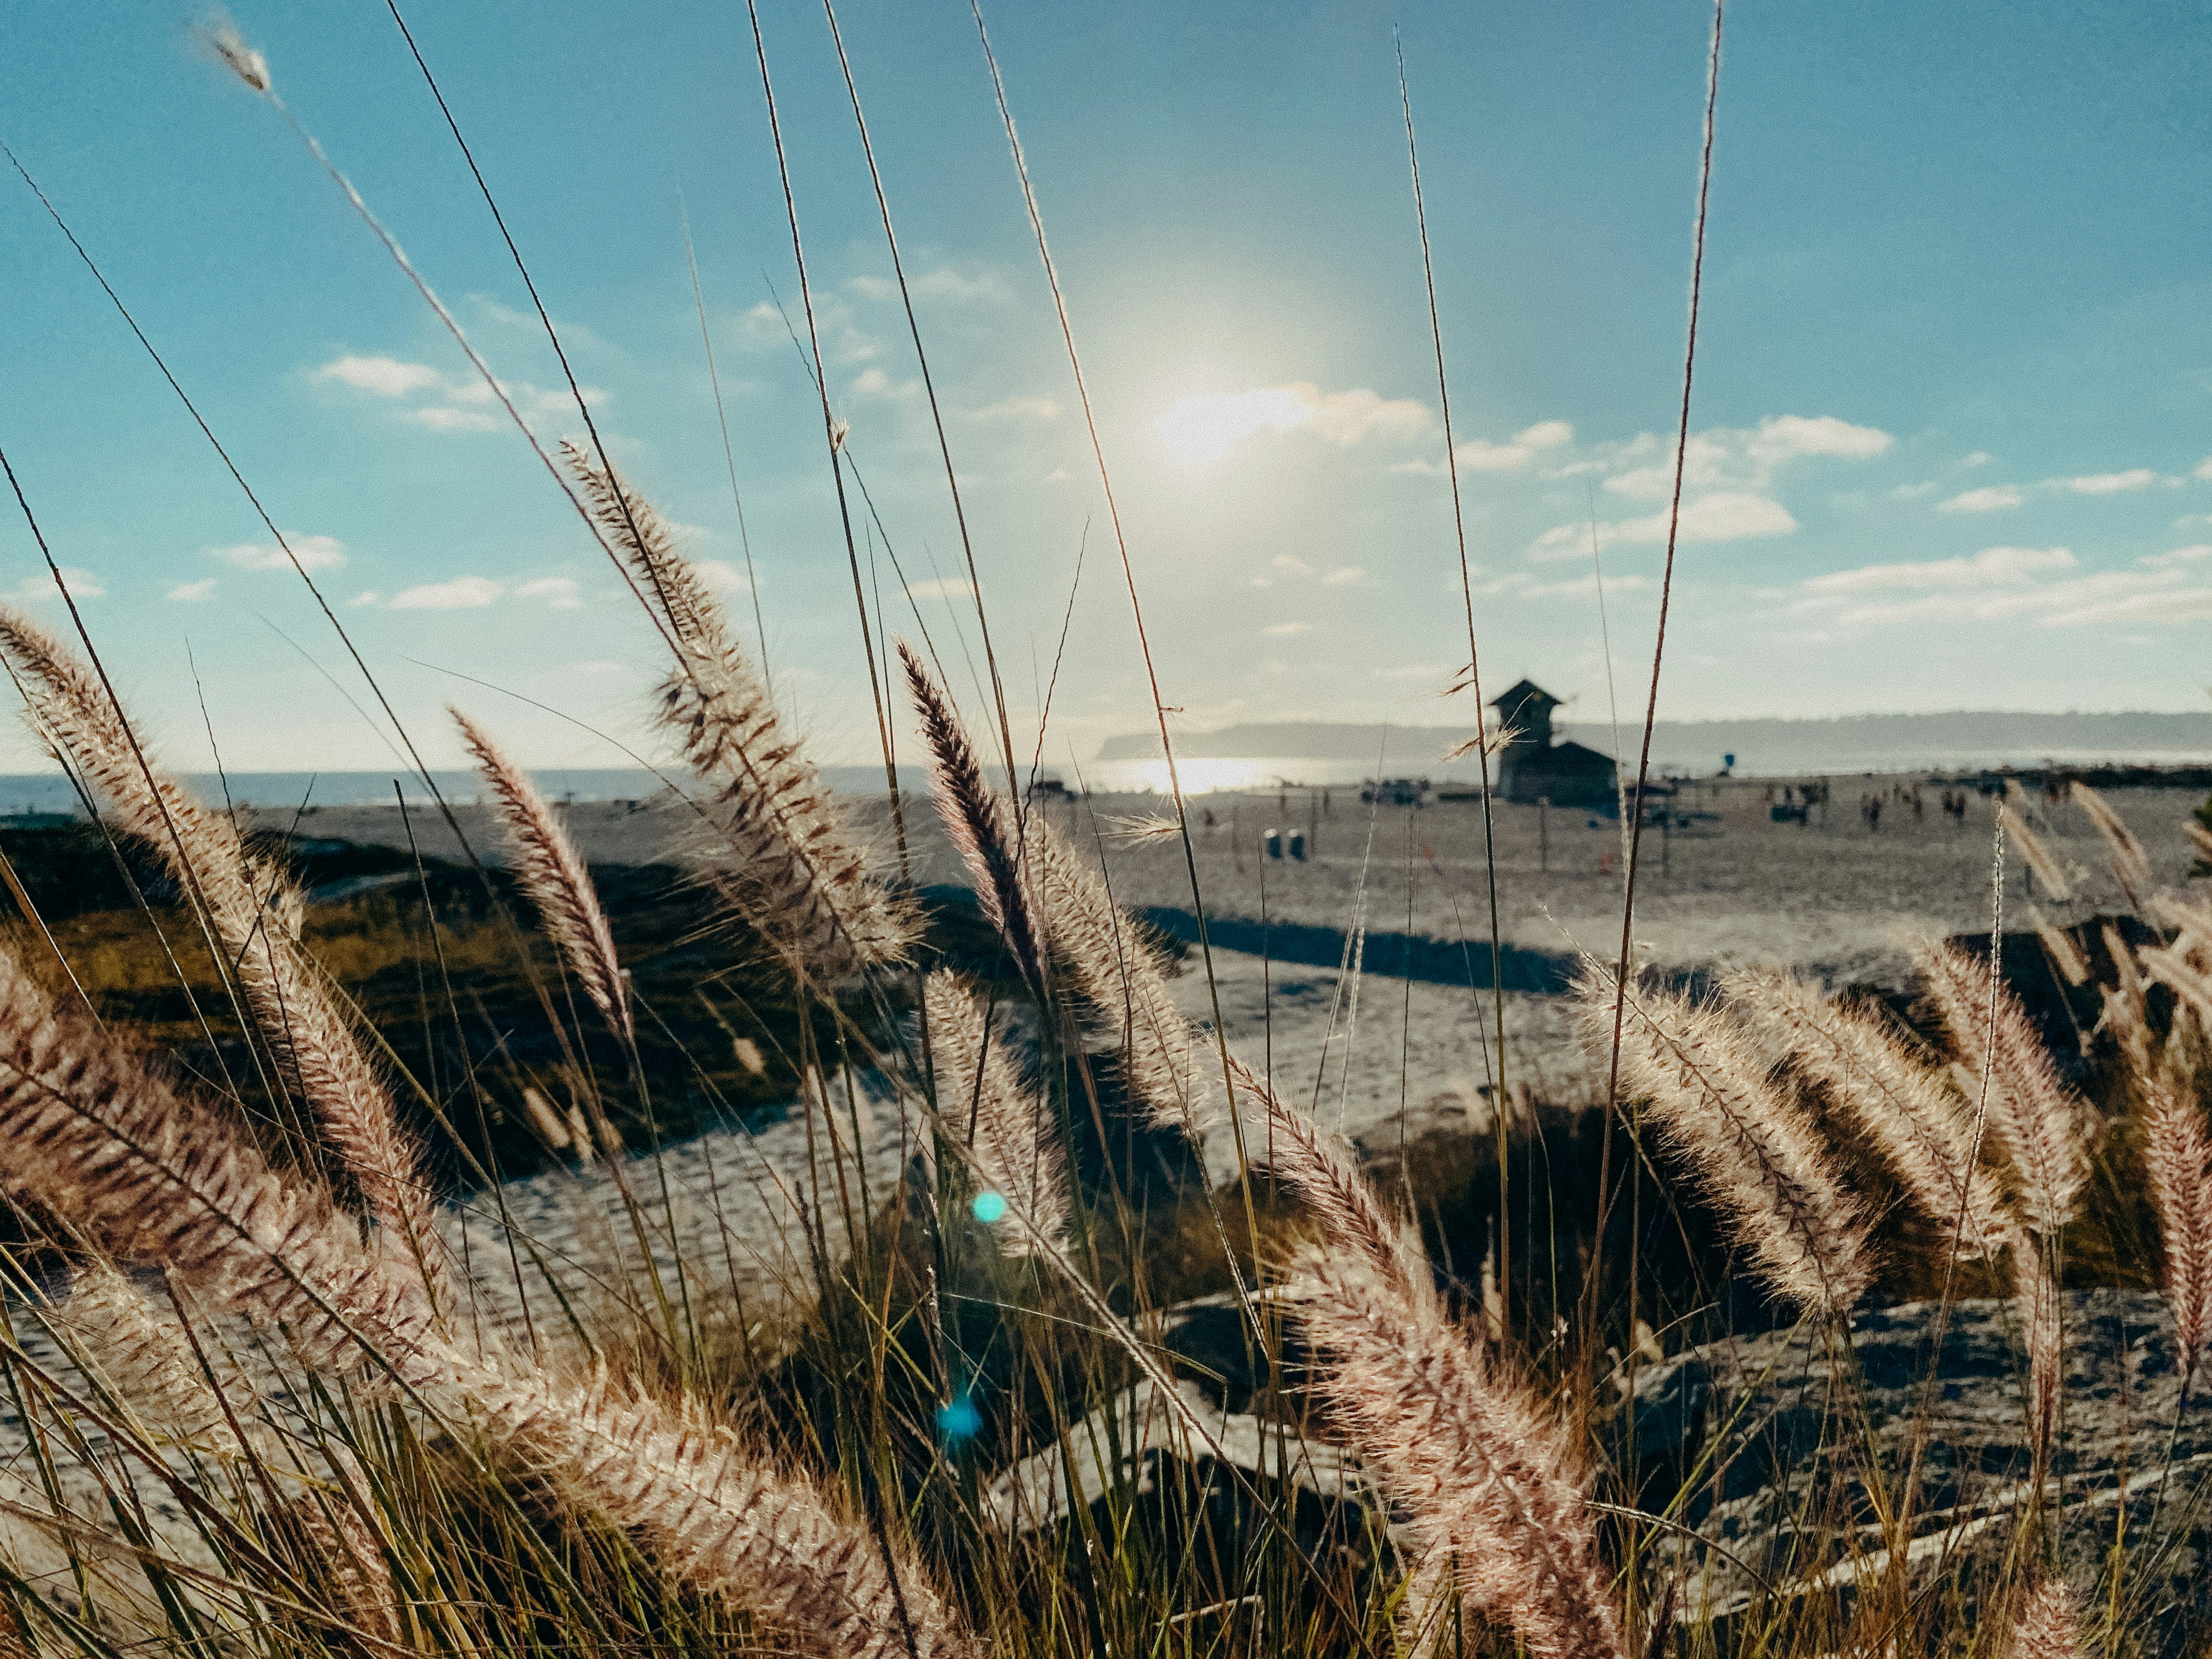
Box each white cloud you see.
[4,568,104,603]
[907,578,975,601]
[1601,414,1891,500]
[2196,456,2212,481]
[406,405,500,433]
[850,267,1006,304]
[1262,621,1311,636]
[1272,554,1311,574]
[1323,566,1368,586]
[518,577,582,610]
[1474,570,1652,600]
[2063,467,2156,494]
[211,533,346,572]
[167,578,217,602]
[347,591,381,608]
[1531,492,1797,560]
[694,558,756,595]
[1747,414,1894,462]
[969,395,1059,422]
[390,576,503,610]
[1959,451,1995,469]
[315,354,441,397]
[2139,543,2212,571]
[1802,545,2077,594]
[1796,544,2212,628]
[1444,419,1576,474]
[1937,484,2023,513]
[1155,381,1430,465]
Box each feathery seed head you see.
[1581,965,1872,1316]
[196,12,270,93]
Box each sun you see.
[1153,387,1311,467]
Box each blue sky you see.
[2,1,2210,775]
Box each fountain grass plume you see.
[479,1364,971,1659]
[0,943,440,1383]
[452,705,632,1046]
[1912,936,2091,1235]
[2010,1575,2084,1659]
[2015,1246,2063,1482]
[1301,1255,1626,1659]
[558,445,913,975]
[1578,966,1872,1317]
[2070,781,2154,917]
[1028,812,1210,1133]
[923,970,1066,1256]
[2029,907,2089,987]
[0,605,442,1286]
[1996,798,2072,901]
[2143,1079,2212,1384]
[1226,1054,1424,1297]
[59,1262,238,1455]
[900,642,1045,994]
[1726,967,2016,1262]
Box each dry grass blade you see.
[452,706,632,1045]
[277,1443,401,1650]
[1726,967,2015,1261]
[923,971,1066,1256]
[1099,812,1180,844]
[0,606,441,1282]
[558,447,912,974]
[1579,968,1872,1316]
[1440,722,1521,764]
[2069,781,2154,917]
[2028,907,2088,987]
[1912,937,2090,1234]
[1303,1257,1625,1659]
[1996,798,2072,901]
[2143,1079,2212,1382]
[481,1366,972,1659]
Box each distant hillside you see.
[1096,712,2212,776]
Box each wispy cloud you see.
[968,394,1059,422]
[1323,565,1369,586]
[1937,484,2023,513]
[1531,491,1797,560]
[1802,545,2076,594]
[849,266,1006,305]
[1262,620,1311,636]
[2060,467,2158,494]
[907,578,975,601]
[1435,419,1576,475]
[210,533,346,572]
[517,577,582,610]
[1526,414,1884,556]
[167,578,217,602]
[388,576,503,610]
[313,352,602,433]
[694,558,756,595]
[4,568,104,604]
[1796,543,2212,628]
[1155,381,1430,465]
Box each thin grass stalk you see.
[2015,1248,2063,1491]
[1580,969,1872,1316]
[451,707,631,1045]
[1726,967,2015,1260]
[1912,937,2090,1234]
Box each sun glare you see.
[1153,386,1312,466]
